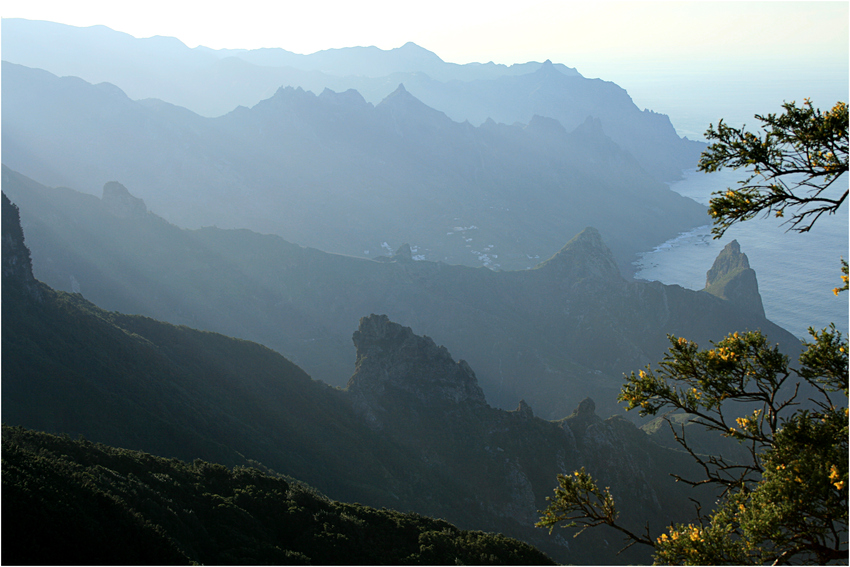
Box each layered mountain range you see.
[3,192,714,564]
[2,60,705,275]
[1,21,808,564]
[2,18,702,182]
[4,167,799,420]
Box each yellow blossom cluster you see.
[688,527,703,542]
[834,273,848,295]
[829,465,845,490]
[707,346,737,362]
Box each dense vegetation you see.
[538,100,849,564]
[2,426,553,565]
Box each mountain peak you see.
[703,240,765,317]
[2,191,40,298]
[536,227,622,281]
[102,181,147,218]
[346,315,486,423]
[526,114,567,137]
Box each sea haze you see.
[634,168,849,340]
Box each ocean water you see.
[633,168,849,340]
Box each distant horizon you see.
[1,2,848,140]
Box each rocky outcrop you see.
[535,227,622,283]
[704,240,765,317]
[374,243,413,263]
[2,192,41,300]
[102,181,147,218]
[346,315,486,426]
[514,399,534,419]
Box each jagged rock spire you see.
[346,315,486,427]
[704,240,765,317]
[2,192,42,300]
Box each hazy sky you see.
[2,1,848,138]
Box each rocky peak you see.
[704,240,765,317]
[373,243,413,263]
[102,181,146,218]
[376,84,452,130]
[318,87,369,108]
[514,399,534,419]
[560,397,603,447]
[535,227,622,282]
[705,239,748,282]
[535,59,558,78]
[575,397,596,416]
[346,315,486,419]
[393,243,413,262]
[526,114,567,139]
[2,192,41,299]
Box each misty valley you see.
[2,18,847,566]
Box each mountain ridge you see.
[2,17,700,184]
[3,167,800,420]
[2,191,716,564]
[2,61,707,275]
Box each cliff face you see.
[338,314,714,564]
[347,314,486,428]
[2,192,41,300]
[703,240,765,318]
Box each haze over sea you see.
[633,167,849,341]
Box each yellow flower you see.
[835,288,841,296]
[775,210,784,218]
[639,369,647,379]
[836,480,846,491]
[829,465,840,482]
[736,417,748,428]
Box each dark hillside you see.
[3,191,716,564]
[2,426,555,565]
